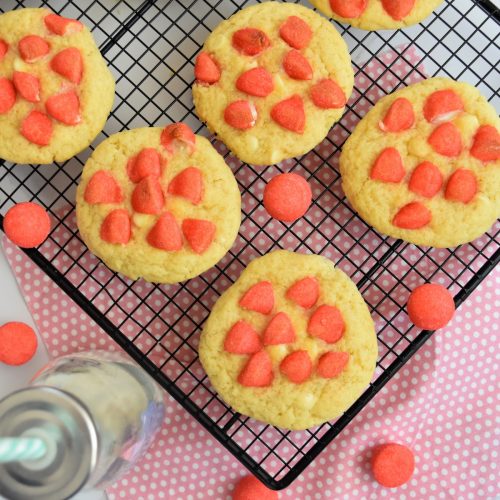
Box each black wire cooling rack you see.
[0,0,499,490]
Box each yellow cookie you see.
[0,8,114,164]
[76,124,241,284]
[309,0,445,31]
[192,2,353,166]
[199,250,377,430]
[340,77,500,248]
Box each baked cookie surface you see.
[76,124,241,284]
[340,78,500,248]
[309,0,445,31]
[199,250,377,430]
[0,8,114,164]
[192,2,353,166]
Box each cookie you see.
[340,78,500,248]
[76,123,241,284]
[0,8,114,164]
[199,250,377,430]
[309,0,445,31]
[192,2,353,165]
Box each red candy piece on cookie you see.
[194,52,221,84]
[13,72,40,103]
[0,39,8,61]
[428,122,462,157]
[239,281,274,315]
[317,351,349,379]
[128,148,162,183]
[4,202,50,248]
[310,78,346,109]
[379,98,415,132]
[232,475,277,500]
[308,304,345,344]
[21,111,53,146]
[329,0,368,18]
[408,161,443,198]
[263,173,312,222]
[44,13,83,36]
[168,166,203,205]
[100,209,131,245]
[182,218,216,254]
[132,176,164,214]
[393,202,431,229]
[84,171,123,204]
[263,312,296,346]
[46,91,81,125]
[19,35,50,62]
[238,350,274,387]
[381,0,416,20]
[279,15,312,50]
[271,95,305,134]
[286,276,319,309]
[147,212,182,251]
[470,125,500,162]
[236,67,274,97]
[0,78,16,114]
[51,47,83,84]
[423,89,464,124]
[280,350,312,384]
[407,283,455,330]
[371,443,415,488]
[370,147,405,183]
[224,100,257,130]
[224,321,262,354]
[445,168,477,204]
[0,322,38,366]
[283,49,313,80]
[161,123,196,154]
[232,28,270,56]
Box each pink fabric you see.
[2,47,499,498]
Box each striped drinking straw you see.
[0,437,47,463]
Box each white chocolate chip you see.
[268,345,288,362]
[408,135,429,158]
[247,135,259,151]
[430,110,462,125]
[298,393,316,409]
[209,38,224,52]
[132,214,152,228]
[270,150,282,164]
[249,102,258,126]
[274,74,286,94]
[13,58,29,71]
[454,114,480,141]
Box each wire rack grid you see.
[0,0,499,490]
